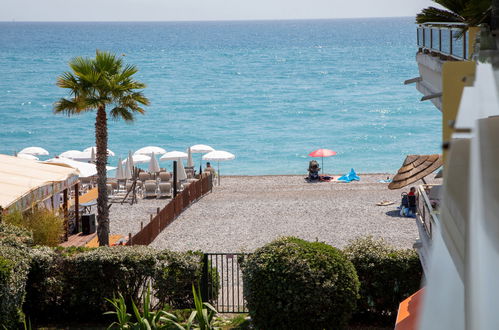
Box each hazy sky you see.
[1,0,437,22]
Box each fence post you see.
[128,233,132,246]
[201,254,209,302]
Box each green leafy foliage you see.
[105,285,219,330]
[0,221,34,248]
[3,208,64,247]
[242,237,360,330]
[22,246,213,325]
[0,246,30,329]
[416,0,491,25]
[344,236,423,325]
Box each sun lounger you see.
[106,184,114,196]
[159,171,171,182]
[139,172,151,182]
[143,180,157,198]
[158,182,172,198]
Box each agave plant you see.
[416,0,492,26]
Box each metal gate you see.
[201,253,248,313]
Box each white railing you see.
[417,22,469,60]
[416,184,441,239]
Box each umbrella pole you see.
[217,162,221,186]
[322,157,324,174]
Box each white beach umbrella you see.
[122,154,151,165]
[160,151,188,161]
[84,146,115,157]
[187,147,194,168]
[148,152,161,173]
[134,146,166,156]
[90,147,96,163]
[19,146,49,156]
[202,150,235,185]
[115,157,125,180]
[191,144,214,172]
[17,153,39,160]
[123,152,133,180]
[190,144,215,153]
[176,159,187,182]
[59,150,83,159]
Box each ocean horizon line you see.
[0,16,414,24]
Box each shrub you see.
[344,236,423,325]
[23,246,216,324]
[0,221,33,248]
[153,250,204,308]
[242,237,360,330]
[4,208,64,246]
[0,245,31,329]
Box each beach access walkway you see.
[150,174,420,252]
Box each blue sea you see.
[0,18,440,175]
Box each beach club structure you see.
[392,21,499,329]
[0,144,224,246]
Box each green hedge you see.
[23,246,219,325]
[344,236,423,325]
[0,246,31,328]
[242,237,360,330]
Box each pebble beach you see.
[110,173,432,253]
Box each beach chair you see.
[139,172,150,183]
[143,180,157,198]
[158,182,172,198]
[106,184,114,196]
[307,160,320,181]
[159,171,171,182]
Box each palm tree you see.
[416,0,491,26]
[55,51,150,246]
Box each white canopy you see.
[122,154,151,165]
[83,146,115,157]
[90,147,96,163]
[202,150,235,161]
[19,146,49,156]
[17,154,39,161]
[44,157,116,178]
[124,152,133,180]
[190,144,215,153]
[134,146,166,156]
[0,154,78,210]
[187,147,194,168]
[148,152,161,173]
[160,151,188,161]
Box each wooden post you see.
[74,182,80,233]
[63,189,68,240]
[128,233,132,246]
[150,214,153,222]
[173,160,178,198]
[157,207,160,214]
[141,221,144,230]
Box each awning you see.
[0,154,79,211]
[388,154,443,190]
[395,288,424,330]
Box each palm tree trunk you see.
[95,105,109,246]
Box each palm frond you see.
[416,7,464,23]
[433,0,469,16]
[53,98,91,116]
[110,107,135,121]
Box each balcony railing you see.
[416,184,441,239]
[417,22,469,60]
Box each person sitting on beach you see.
[400,187,417,217]
[307,160,320,181]
[205,162,216,177]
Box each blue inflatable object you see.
[337,168,360,182]
[348,168,360,181]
